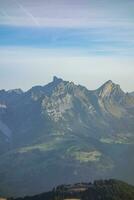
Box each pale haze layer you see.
[0,0,134,92]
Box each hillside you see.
[0,77,134,196]
[11,180,134,200]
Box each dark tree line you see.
[9,179,134,200]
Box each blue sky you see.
[0,0,134,91]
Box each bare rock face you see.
[96,80,125,102]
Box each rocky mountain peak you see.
[97,80,124,99]
[103,80,114,86]
[53,76,63,84]
[7,88,23,94]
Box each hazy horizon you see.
[0,0,134,92]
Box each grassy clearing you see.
[19,137,62,153]
[100,133,134,144]
[72,150,102,162]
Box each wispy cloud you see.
[0,0,133,28]
[13,0,40,26]
[0,26,133,56]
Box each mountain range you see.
[0,77,134,197]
